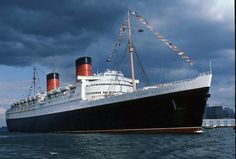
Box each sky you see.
[0,0,235,126]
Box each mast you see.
[28,65,43,97]
[128,9,136,91]
[33,65,36,95]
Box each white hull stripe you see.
[6,74,212,119]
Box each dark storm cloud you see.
[0,0,126,66]
[0,0,125,36]
[0,0,234,83]
[0,0,234,114]
[0,0,234,127]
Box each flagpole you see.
[210,60,212,74]
[128,9,136,91]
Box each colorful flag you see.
[178,52,184,55]
[129,10,194,66]
[160,39,168,42]
[130,11,137,15]
[138,29,144,32]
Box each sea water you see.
[0,128,235,159]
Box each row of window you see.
[202,120,235,126]
[104,74,122,77]
[86,91,121,95]
[86,83,131,87]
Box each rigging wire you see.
[113,43,128,71]
[130,24,150,86]
[129,10,194,66]
[106,24,127,63]
[106,19,150,87]
[133,43,150,86]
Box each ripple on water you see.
[0,128,235,159]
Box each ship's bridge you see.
[77,69,139,100]
[102,70,123,77]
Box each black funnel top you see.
[76,57,92,66]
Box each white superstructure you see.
[6,70,212,120]
[78,69,139,100]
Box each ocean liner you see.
[6,10,212,133]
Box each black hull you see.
[6,87,210,133]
